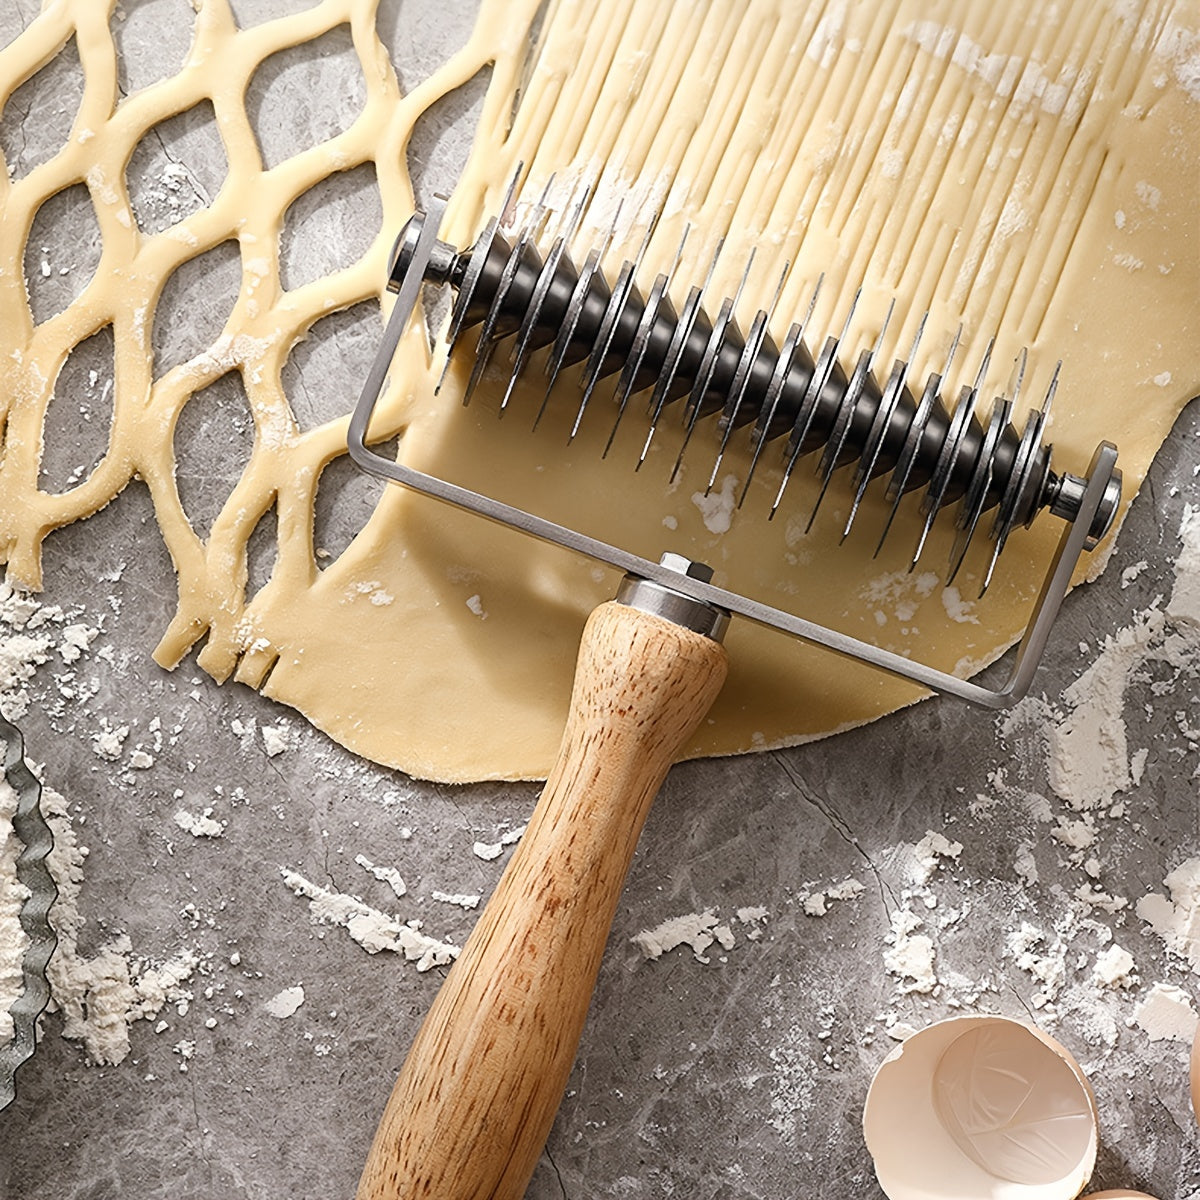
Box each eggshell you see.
[1192,1021,1200,1129]
[863,1015,1099,1200]
[1078,1192,1161,1198]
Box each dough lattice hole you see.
[152,239,241,378]
[312,438,398,570]
[378,0,477,94]
[278,161,381,291]
[406,64,491,209]
[112,0,197,96]
[173,371,256,541]
[245,23,367,170]
[24,183,102,325]
[282,301,380,431]
[227,0,323,32]
[245,502,277,599]
[38,325,116,496]
[126,100,228,237]
[0,33,84,180]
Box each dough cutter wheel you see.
[345,191,1122,1199]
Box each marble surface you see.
[1,3,1198,1198]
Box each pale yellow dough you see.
[0,1,1197,781]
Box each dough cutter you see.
[346,189,1121,1199]
[0,712,57,1114]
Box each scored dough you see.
[0,1,1197,782]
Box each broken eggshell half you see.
[1078,1191,1161,1198]
[1192,1022,1199,1129]
[863,1015,1098,1200]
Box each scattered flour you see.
[1046,611,1160,809]
[264,984,305,1019]
[355,854,407,899]
[472,824,526,861]
[941,586,979,624]
[690,475,738,535]
[1007,921,1069,1010]
[0,769,31,1048]
[634,911,725,963]
[1132,982,1198,1043]
[632,906,767,964]
[174,808,224,838]
[2,587,205,1067]
[1136,856,1200,973]
[1121,560,1149,587]
[800,877,865,916]
[861,570,939,628]
[1,583,99,720]
[1092,943,1137,989]
[908,831,963,884]
[1036,507,1200,818]
[261,721,291,757]
[91,719,130,761]
[883,910,937,994]
[41,780,201,1065]
[280,868,458,972]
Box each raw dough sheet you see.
[0,0,1196,781]
[0,4,1198,1199]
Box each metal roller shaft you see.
[389,211,1121,594]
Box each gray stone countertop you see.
[0,3,1197,1198]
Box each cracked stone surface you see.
[1,4,1198,1199]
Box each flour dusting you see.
[280,869,458,972]
[264,985,305,1019]
[0,770,31,1048]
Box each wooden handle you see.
[356,600,729,1200]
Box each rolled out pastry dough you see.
[0,0,1196,781]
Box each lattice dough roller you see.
[347,192,1121,1199]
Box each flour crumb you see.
[1092,943,1137,989]
[473,825,526,861]
[1136,856,1200,973]
[264,984,305,1019]
[174,808,224,838]
[1135,179,1163,210]
[1132,982,1198,1043]
[1121,560,1149,587]
[1014,842,1039,886]
[1052,817,1096,850]
[92,720,130,761]
[736,906,770,924]
[801,878,864,916]
[1075,884,1128,914]
[280,869,458,971]
[261,721,291,757]
[431,890,481,910]
[0,770,30,1048]
[633,910,724,964]
[354,854,407,899]
[1007,921,1066,1008]
[909,831,963,884]
[883,910,937,995]
[691,475,738,535]
[59,623,98,663]
[941,587,979,624]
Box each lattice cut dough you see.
[0,0,1197,783]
